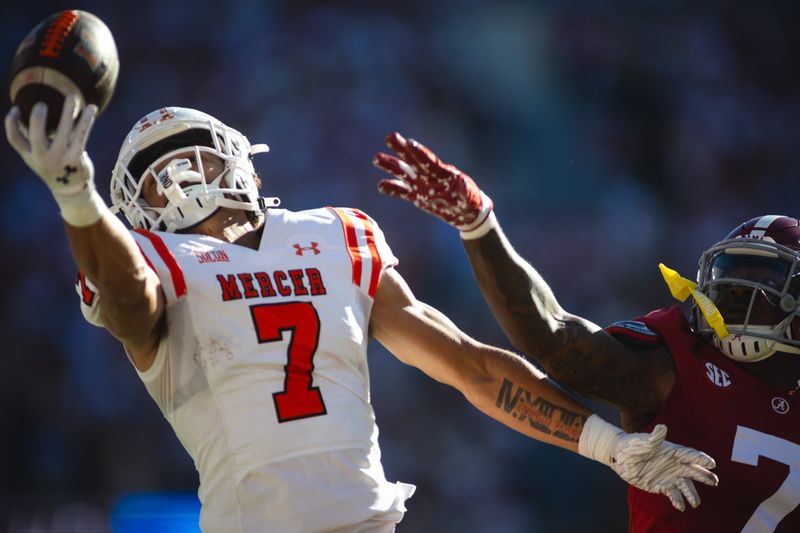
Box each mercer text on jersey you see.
[216,268,327,301]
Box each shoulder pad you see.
[605,320,661,345]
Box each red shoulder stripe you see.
[329,208,363,288]
[133,229,187,297]
[76,271,95,306]
[351,209,382,297]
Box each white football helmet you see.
[110,107,279,232]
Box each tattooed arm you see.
[370,267,718,511]
[371,267,590,449]
[461,226,675,430]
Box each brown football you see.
[9,10,119,133]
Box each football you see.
[8,10,119,133]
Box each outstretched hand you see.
[611,424,718,511]
[6,93,105,227]
[6,93,98,198]
[373,132,494,236]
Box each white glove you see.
[5,93,105,227]
[579,414,718,511]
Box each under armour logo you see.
[772,397,790,414]
[56,165,77,184]
[293,242,320,256]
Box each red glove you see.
[373,132,495,238]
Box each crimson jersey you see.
[610,306,800,533]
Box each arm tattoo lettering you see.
[495,378,587,443]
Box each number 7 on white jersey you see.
[250,301,327,422]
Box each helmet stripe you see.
[749,215,782,238]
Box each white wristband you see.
[459,209,498,240]
[55,186,106,227]
[578,414,623,466]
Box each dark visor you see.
[711,253,791,290]
[128,129,216,182]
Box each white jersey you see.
[76,207,415,532]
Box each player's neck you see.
[738,352,800,393]
[196,208,265,250]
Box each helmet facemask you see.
[695,238,800,362]
[110,107,279,232]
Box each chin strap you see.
[769,343,800,356]
[257,196,280,210]
[773,313,800,355]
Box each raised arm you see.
[459,223,674,423]
[370,267,716,511]
[5,96,164,370]
[373,132,675,427]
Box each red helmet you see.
[696,215,800,362]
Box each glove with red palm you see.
[373,132,496,239]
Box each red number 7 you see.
[250,302,327,422]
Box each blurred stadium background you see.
[2,1,800,531]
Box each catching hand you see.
[6,93,104,226]
[373,132,495,238]
[579,415,717,511]
[610,424,718,511]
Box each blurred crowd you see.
[2,1,799,531]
